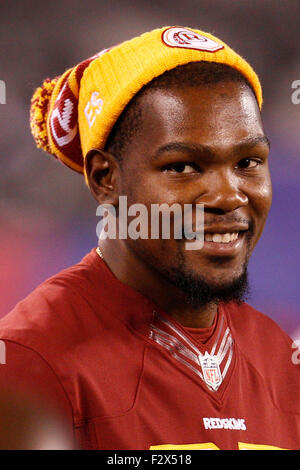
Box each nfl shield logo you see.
[199,351,222,391]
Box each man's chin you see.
[166,265,250,310]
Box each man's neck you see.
[97,240,217,328]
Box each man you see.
[0,26,299,450]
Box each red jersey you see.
[0,248,299,450]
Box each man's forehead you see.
[140,81,259,116]
[134,82,264,151]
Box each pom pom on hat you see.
[30,77,59,155]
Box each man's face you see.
[117,81,272,303]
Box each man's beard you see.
[168,264,249,309]
[158,255,250,309]
[157,223,253,309]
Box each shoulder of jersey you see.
[227,301,300,412]
[0,250,107,352]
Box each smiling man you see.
[91,66,271,328]
[0,27,299,450]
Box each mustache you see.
[204,215,254,230]
[181,215,254,241]
[182,215,255,243]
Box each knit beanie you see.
[30,26,262,177]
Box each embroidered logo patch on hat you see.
[50,81,78,149]
[162,27,224,52]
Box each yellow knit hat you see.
[30,26,262,176]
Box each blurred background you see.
[0,0,299,338]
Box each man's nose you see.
[198,170,248,214]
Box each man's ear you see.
[84,149,121,206]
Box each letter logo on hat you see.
[162,27,223,53]
[85,91,103,128]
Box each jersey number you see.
[150,442,286,450]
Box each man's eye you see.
[164,162,196,174]
[236,158,261,169]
